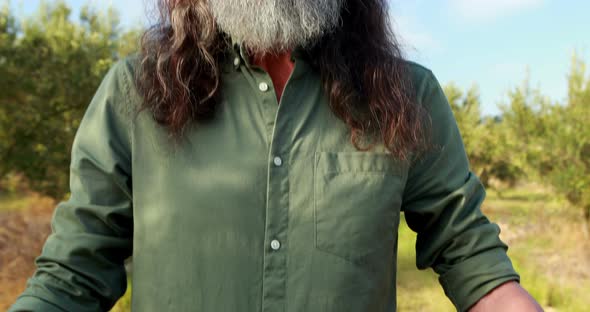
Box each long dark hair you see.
[137,0,429,160]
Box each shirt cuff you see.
[7,295,67,312]
[438,248,521,312]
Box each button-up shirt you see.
[9,43,519,312]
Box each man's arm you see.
[401,66,541,312]
[8,59,135,312]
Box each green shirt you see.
[9,44,519,312]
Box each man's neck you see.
[250,50,295,104]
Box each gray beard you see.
[208,0,344,54]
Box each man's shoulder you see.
[107,53,143,104]
[402,59,433,76]
[397,59,445,104]
[92,53,143,120]
[110,53,141,83]
[401,59,436,90]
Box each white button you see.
[273,156,282,167]
[259,82,269,92]
[270,239,281,250]
[233,57,240,67]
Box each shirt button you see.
[270,239,281,250]
[273,156,282,167]
[259,82,269,92]
[233,57,240,67]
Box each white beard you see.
[208,0,344,54]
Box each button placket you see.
[260,101,290,312]
[255,54,303,312]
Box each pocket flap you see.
[315,151,406,177]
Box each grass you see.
[0,193,35,212]
[110,280,132,312]
[484,183,590,311]
[395,182,590,311]
[396,215,455,311]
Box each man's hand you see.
[469,281,544,312]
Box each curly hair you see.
[137,0,429,161]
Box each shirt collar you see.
[227,36,309,72]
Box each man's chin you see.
[239,41,297,56]
[240,37,322,56]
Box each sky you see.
[10,0,590,116]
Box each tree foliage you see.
[0,1,140,198]
[443,83,521,188]
[529,55,590,218]
[497,55,590,219]
[445,55,589,219]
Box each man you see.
[10,0,543,311]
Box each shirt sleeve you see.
[8,59,136,312]
[401,68,520,312]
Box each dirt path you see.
[0,195,55,311]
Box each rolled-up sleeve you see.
[9,59,135,312]
[401,68,520,312]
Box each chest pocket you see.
[313,151,407,264]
